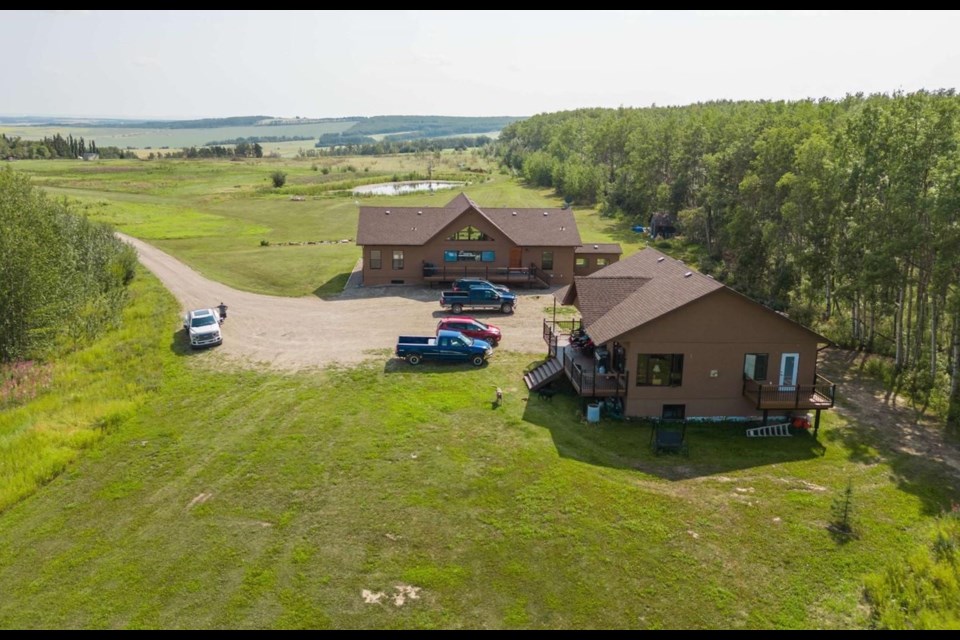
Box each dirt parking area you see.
[120,234,554,370]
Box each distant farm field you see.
[0,121,357,151]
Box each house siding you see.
[616,288,820,419]
[574,253,621,276]
[523,245,576,286]
[362,208,520,286]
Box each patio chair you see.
[650,420,689,456]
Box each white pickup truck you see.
[183,308,222,349]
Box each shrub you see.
[271,171,287,188]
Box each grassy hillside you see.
[0,289,950,627]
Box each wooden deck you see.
[742,375,836,410]
[540,318,627,397]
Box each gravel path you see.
[119,234,553,370]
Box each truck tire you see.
[500,303,514,314]
[471,354,485,367]
[451,303,463,314]
[407,354,422,365]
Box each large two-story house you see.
[356,193,621,287]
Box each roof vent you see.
[417,211,422,215]
[543,212,549,216]
[385,210,390,215]
[593,244,598,249]
[684,272,692,278]
[560,225,565,231]
[512,211,517,215]
[657,257,665,263]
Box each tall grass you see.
[0,268,178,512]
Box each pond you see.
[352,180,464,196]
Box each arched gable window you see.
[447,226,492,241]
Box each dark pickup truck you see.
[396,330,493,366]
[439,288,517,314]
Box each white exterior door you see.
[779,353,799,391]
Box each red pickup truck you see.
[436,316,502,346]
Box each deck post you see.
[814,409,821,437]
[762,409,768,426]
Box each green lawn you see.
[0,271,953,628]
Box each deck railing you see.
[561,346,628,397]
[742,373,836,409]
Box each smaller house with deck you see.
[356,193,620,287]
[527,248,837,430]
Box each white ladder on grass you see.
[746,422,792,437]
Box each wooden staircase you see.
[523,357,564,390]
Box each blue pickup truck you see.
[396,330,493,366]
[439,288,517,314]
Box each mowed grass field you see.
[0,270,952,629]
[12,156,649,298]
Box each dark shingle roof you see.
[559,247,828,345]
[356,193,581,247]
[575,243,623,254]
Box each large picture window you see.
[370,249,382,270]
[542,251,554,270]
[636,354,684,387]
[392,250,404,270]
[743,353,768,381]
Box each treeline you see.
[315,133,377,147]
[0,169,137,361]
[315,135,493,156]
[499,92,960,424]
[344,115,522,136]
[1,133,131,160]
[172,142,264,159]
[204,135,314,146]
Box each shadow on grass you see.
[169,330,211,357]
[312,273,351,300]
[522,388,826,481]
[793,349,959,515]
[382,357,488,374]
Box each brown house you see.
[355,193,619,287]
[528,248,836,428]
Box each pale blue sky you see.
[3,10,959,119]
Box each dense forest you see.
[498,91,960,425]
[0,169,137,361]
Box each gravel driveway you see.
[119,234,555,370]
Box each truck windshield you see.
[460,335,474,346]
[191,316,217,327]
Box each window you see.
[542,251,554,270]
[743,353,768,381]
[576,257,587,267]
[481,250,495,262]
[392,250,404,270]
[596,258,608,266]
[369,249,382,270]
[636,354,684,387]
[445,250,485,262]
[662,404,686,420]
[447,226,492,241]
